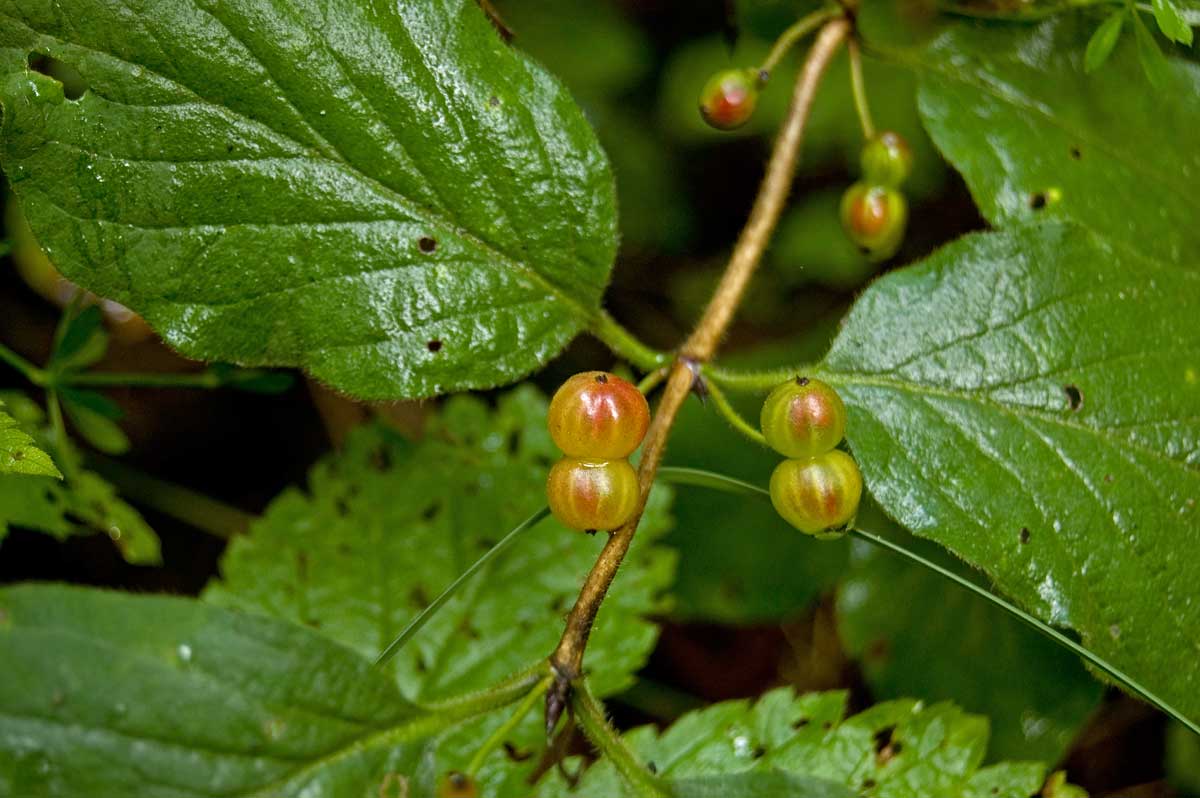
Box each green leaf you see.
[915,16,1200,266]
[817,223,1200,729]
[0,391,159,563]
[535,688,1055,798]
[0,583,463,797]
[668,772,854,798]
[1133,10,1173,87]
[0,400,60,478]
[0,0,617,400]
[1152,0,1194,44]
[60,388,130,455]
[205,387,675,701]
[1084,10,1127,73]
[837,535,1102,762]
[48,305,107,373]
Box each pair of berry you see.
[546,372,650,532]
[761,377,862,537]
[840,132,911,262]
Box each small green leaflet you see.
[0,399,60,479]
[535,688,1057,798]
[1152,0,1194,43]
[205,387,676,702]
[0,391,158,563]
[0,0,617,399]
[817,222,1200,729]
[1084,10,1127,73]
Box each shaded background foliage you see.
[0,0,1196,793]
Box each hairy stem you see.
[704,361,821,392]
[590,311,670,373]
[705,378,768,447]
[572,680,668,798]
[549,16,849,700]
[465,675,552,776]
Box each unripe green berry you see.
[760,376,846,458]
[839,182,907,262]
[860,131,913,187]
[548,371,650,459]
[547,458,639,532]
[699,68,760,131]
[437,772,478,798]
[769,451,862,537]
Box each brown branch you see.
[547,16,851,716]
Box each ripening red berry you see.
[860,131,913,187]
[548,372,650,459]
[839,182,907,262]
[760,377,847,458]
[546,458,639,532]
[699,68,760,130]
[437,772,478,798]
[769,450,863,536]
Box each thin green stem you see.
[758,6,839,77]
[0,341,45,385]
[704,362,819,393]
[590,312,670,373]
[422,661,551,719]
[848,38,875,140]
[67,371,222,389]
[86,454,255,539]
[654,466,1200,738]
[374,507,551,668]
[704,379,768,447]
[45,388,78,479]
[636,367,668,396]
[466,675,552,776]
[572,681,668,798]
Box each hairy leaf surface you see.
[0,0,616,398]
[819,223,1200,725]
[536,688,1051,798]
[205,387,675,701]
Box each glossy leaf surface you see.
[819,223,1200,725]
[916,16,1200,266]
[0,0,616,399]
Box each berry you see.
[546,458,639,532]
[699,68,760,130]
[769,450,863,537]
[860,131,913,187]
[839,182,907,262]
[548,371,649,459]
[437,772,478,798]
[760,376,847,458]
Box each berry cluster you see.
[840,131,912,262]
[762,377,862,537]
[546,372,650,532]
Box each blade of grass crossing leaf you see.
[655,466,1200,738]
[374,506,552,668]
[1085,9,1127,72]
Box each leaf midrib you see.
[1,9,599,324]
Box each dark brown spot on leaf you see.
[1064,384,1083,411]
[1019,527,1031,544]
[418,236,437,253]
[1069,146,1082,160]
[1029,192,1048,210]
[426,339,443,353]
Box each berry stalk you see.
[548,16,851,718]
